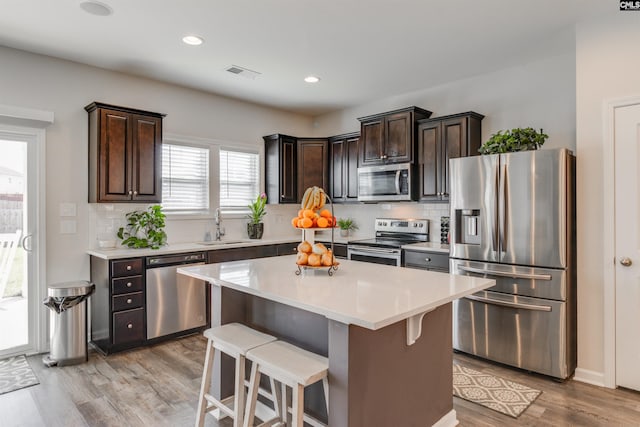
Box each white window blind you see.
[162,143,210,212]
[219,149,259,213]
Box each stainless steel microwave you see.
[357,162,413,202]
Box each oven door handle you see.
[457,265,552,281]
[464,294,552,312]
[348,246,401,256]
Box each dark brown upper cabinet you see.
[264,134,297,204]
[329,132,360,203]
[296,138,329,203]
[417,112,483,202]
[86,102,164,203]
[358,106,432,166]
[264,134,329,204]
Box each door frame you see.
[0,104,52,354]
[602,95,640,389]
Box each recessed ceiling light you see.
[304,75,320,83]
[182,35,204,46]
[79,1,113,16]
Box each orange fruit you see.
[297,209,304,218]
[303,209,315,219]
[317,217,329,228]
[320,209,331,218]
[312,217,318,227]
[301,217,313,228]
[291,217,299,227]
[297,218,305,228]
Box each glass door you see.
[0,129,44,357]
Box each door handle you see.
[464,294,552,312]
[620,257,633,267]
[20,234,33,252]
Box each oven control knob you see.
[413,223,418,227]
[383,222,388,226]
[419,223,424,228]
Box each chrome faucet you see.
[214,208,225,241]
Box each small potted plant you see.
[337,218,358,238]
[478,127,548,154]
[117,205,167,249]
[247,193,267,239]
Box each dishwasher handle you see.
[146,252,207,267]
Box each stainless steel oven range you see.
[348,218,429,266]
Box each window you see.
[219,149,259,214]
[162,143,210,213]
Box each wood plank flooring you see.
[0,334,638,426]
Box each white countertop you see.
[87,237,299,260]
[401,242,450,254]
[178,255,494,330]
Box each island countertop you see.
[178,255,494,331]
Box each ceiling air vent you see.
[225,65,261,80]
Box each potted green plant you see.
[337,218,358,238]
[117,205,167,249]
[247,193,267,239]
[478,127,548,154]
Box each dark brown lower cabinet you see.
[90,256,147,355]
[403,250,450,273]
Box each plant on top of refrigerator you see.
[479,127,548,154]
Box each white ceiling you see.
[0,0,612,116]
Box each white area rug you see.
[0,355,39,395]
[453,363,541,418]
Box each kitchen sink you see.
[197,240,247,246]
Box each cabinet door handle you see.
[126,265,132,271]
[128,190,133,195]
[126,282,132,287]
[127,323,133,329]
[126,299,132,304]
[425,258,431,262]
[133,190,138,196]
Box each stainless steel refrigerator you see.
[449,148,576,379]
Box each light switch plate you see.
[60,219,77,234]
[59,202,77,217]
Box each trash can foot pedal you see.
[42,355,58,367]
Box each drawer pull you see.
[126,265,132,271]
[127,323,133,329]
[126,299,132,304]
[126,282,132,287]
[425,257,431,262]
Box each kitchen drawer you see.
[112,308,145,346]
[404,250,449,271]
[276,242,298,256]
[112,291,144,312]
[111,258,143,277]
[112,276,143,295]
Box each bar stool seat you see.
[195,323,277,427]
[243,341,329,427]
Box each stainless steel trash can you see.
[42,281,95,367]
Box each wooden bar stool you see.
[195,323,277,427]
[243,341,329,427]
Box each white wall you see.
[575,13,640,381]
[312,51,577,153]
[0,46,312,284]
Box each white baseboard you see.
[432,409,458,427]
[573,367,606,387]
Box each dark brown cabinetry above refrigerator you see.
[358,106,432,167]
[264,134,328,204]
[417,111,483,202]
[86,102,164,203]
[329,132,360,203]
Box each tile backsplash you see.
[88,202,450,249]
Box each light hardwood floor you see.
[1,334,639,426]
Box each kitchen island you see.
[178,255,494,427]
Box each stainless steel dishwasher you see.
[146,252,208,340]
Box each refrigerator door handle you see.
[464,294,552,312]
[457,265,553,281]
[492,164,500,252]
[499,164,507,252]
